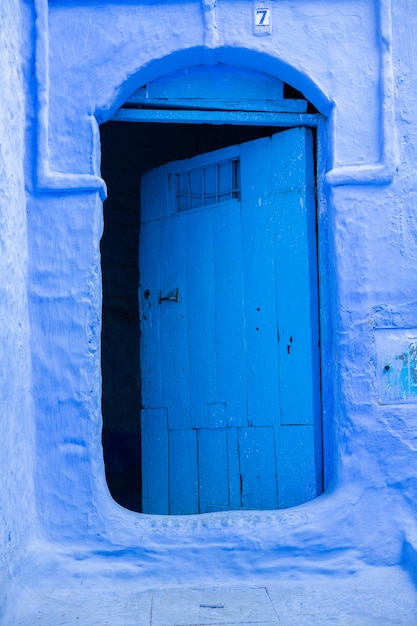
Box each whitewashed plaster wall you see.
[0,0,35,614]
[5,0,417,592]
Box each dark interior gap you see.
[283,82,318,114]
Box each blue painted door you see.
[139,127,321,514]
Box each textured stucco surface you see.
[0,0,34,618]
[3,0,417,620]
[7,567,417,624]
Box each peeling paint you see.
[376,328,417,403]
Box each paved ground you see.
[5,565,417,625]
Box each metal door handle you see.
[159,288,179,304]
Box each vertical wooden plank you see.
[140,164,169,222]
[240,138,281,427]
[212,202,247,427]
[141,408,169,514]
[186,208,217,428]
[169,428,198,515]
[276,424,318,508]
[159,214,190,429]
[272,128,320,426]
[198,428,229,513]
[240,136,272,200]
[238,427,278,510]
[206,402,227,428]
[227,427,241,510]
[139,219,162,408]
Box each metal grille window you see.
[171,158,240,212]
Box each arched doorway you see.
[100,65,323,514]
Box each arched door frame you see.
[102,63,334,506]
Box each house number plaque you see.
[253,2,272,36]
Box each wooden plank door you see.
[139,127,321,515]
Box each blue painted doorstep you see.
[139,128,322,514]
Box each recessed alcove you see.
[100,65,323,514]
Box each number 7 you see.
[256,9,268,25]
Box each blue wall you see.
[3,0,417,602]
[0,0,35,615]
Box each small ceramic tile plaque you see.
[253,2,272,36]
[375,328,417,404]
